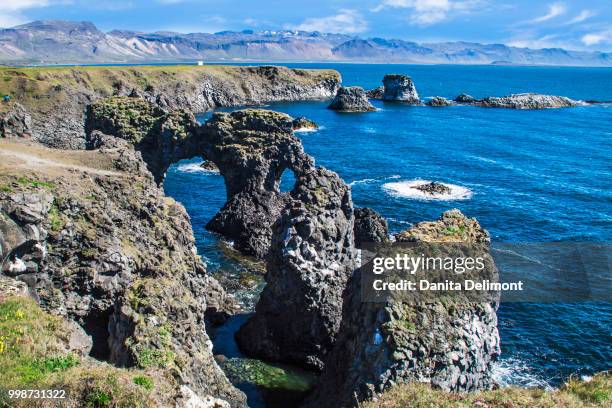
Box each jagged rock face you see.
[201,110,315,258]
[292,116,318,131]
[328,86,376,112]
[476,93,584,109]
[0,102,32,138]
[426,97,455,107]
[354,207,389,248]
[236,167,357,370]
[382,74,420,103]
[305,210,500,408]
[0,138,245,407]
[366,86,384,100]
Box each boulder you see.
[353,207,389,248]
[411,181,451,195]
[0,102,32,138]
[426,97,455,107]
[382,74,420,103]
[366,86,384,100]
[454,93,477,103]
[292,116,318,131]
[328,86,376,112]
[200,161,219,172]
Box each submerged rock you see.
[366,86,384,100]
[353,207,389,248]
[382,74,420,103]
[476,93,584,109]
[426,97,455,107]
[305,209,500,407]
[411,181,452,195]
[328,86,376,112]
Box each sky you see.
[0,0,611,51]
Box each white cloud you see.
[0,0,53,27]
[581,31,611,46]
[528,2,566,24]
[566,9,595,25]
[288,9,367,34]
[371,0,481,26]
[156,0,186,4]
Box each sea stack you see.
[382,74,420,103]
[328,86,376,112]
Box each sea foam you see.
[177,162,219,174]
[383,179,473,201]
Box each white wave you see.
[177,162,219,174]
[383,179,473,201]
[294,126,321,133]
[349,174,401,187]
[492,358,554,391]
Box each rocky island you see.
[328,86,376,112]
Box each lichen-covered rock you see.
[0,102,32,138]
[304,209,500,407]
[366,86,384,100]
[328,86,376,112]
[426,97,455,107]
[476,93,584,109]
[236,167,357,370]
[382,74,420,103]
[354,207,389,248]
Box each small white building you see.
[197,60,204,66]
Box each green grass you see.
[0,185,11,193]
[15,176,55,189]
[48,204,65,232]
[133,375,154,391]
[360,373,612,408]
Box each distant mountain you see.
[1,20,610,66]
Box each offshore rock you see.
[476,93,585,109]
[382,74,420,103]
[305,209,500,407]
[426,97,455,107]
[292,116,318,131]
[454,93,476,103]
[200,160,219,172]
[328,86,376,112]
[411,181,452,196]
[236,167,357,370]
[366,86,384,100]
[353,207,389,248]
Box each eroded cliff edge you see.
[0,65,340,149]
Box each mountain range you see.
[1,20,610,66]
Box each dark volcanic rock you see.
[236,167,357,370]
[305,209,500,408]
[328,86,376,112]
[382,74,420,103]
[454,93,477,103]
[353,207,389,248]
[476,93,584,109]
[200,160,219,172]
[412,181,451,195]
[426,96,455,107]
[366,86,384,99]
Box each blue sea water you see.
[164,64,611,400]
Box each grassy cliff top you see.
[0,64,340,99]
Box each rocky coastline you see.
[0,65,606,408]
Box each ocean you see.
[163,63,612,406]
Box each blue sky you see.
[1,0,611,51]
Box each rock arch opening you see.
[278,168,297,193]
